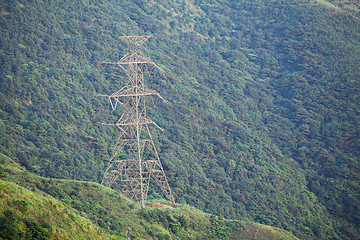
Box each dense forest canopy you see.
[0,0,359,239]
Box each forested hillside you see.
[0,0,359,239]
[0,153,299,239]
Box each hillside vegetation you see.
[0,180,108,240]
[0,0,359,239]
[0,153,299,239]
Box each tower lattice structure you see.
[98,36,175,207]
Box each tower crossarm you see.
[110,86,166,100]
[102,119,165,132]
[100,60,164,73]
[117,52,153,65]
[96,87,168,104]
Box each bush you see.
[0,210,23,239]
[25,220,52,240]
[156,232,171,240]
[12,199,29,213]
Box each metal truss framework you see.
[99,36,175,207]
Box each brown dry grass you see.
[148,201,174,208]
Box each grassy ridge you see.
[0,180,110,240]
[0,153,298,239]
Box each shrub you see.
[12,199,29,213]
[25,220,52,240]
[0,210,23,239]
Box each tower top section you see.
[119,35,151,47]
[101,35,162,71]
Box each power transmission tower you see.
[98,36,175,207]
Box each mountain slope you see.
[0,153,299,240]
[0,0,359,239]
[0,154,109,239]
[0,180,109,240]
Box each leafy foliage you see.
[24,220,52,240]
[0,153,298,239]
[0,209,23,240]
[0,181,107,239]
[0,0,359,239]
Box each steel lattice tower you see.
[98,36,175,207]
